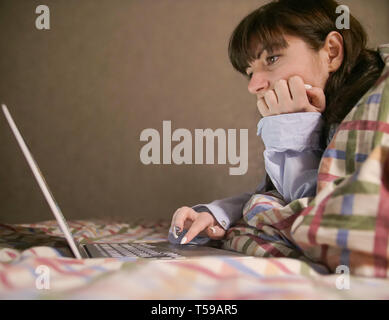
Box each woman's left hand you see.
[257,75,326,117]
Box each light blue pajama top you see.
[168,112,325,245]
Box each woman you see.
[168,0,388,277]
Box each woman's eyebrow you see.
[245,45,283,73]
[255,48,266,59]
[255,47,275,60]
[259,44,288,58]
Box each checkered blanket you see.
[223,44,389,278]
[2,219,389,299]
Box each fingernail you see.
[180,237,187,245]
[173,228,178,239]
[210,227,216,234]
[173,226,182,239]
[304,84,312,90]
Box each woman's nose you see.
[248,73,269,95]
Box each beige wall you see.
[0,0,388,224]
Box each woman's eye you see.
[266,55,279,65]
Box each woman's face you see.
[246,34,329,99]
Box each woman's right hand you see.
[170,206,226,244]
[257,76,326,117]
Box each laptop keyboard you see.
[94,243,183,259]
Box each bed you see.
[1,219,388,300]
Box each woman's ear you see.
[323,31,344,73]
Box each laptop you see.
[2,104,250,260]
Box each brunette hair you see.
[228,0,385,133]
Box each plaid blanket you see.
[222,44,389,278]
[2,220,389,299]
